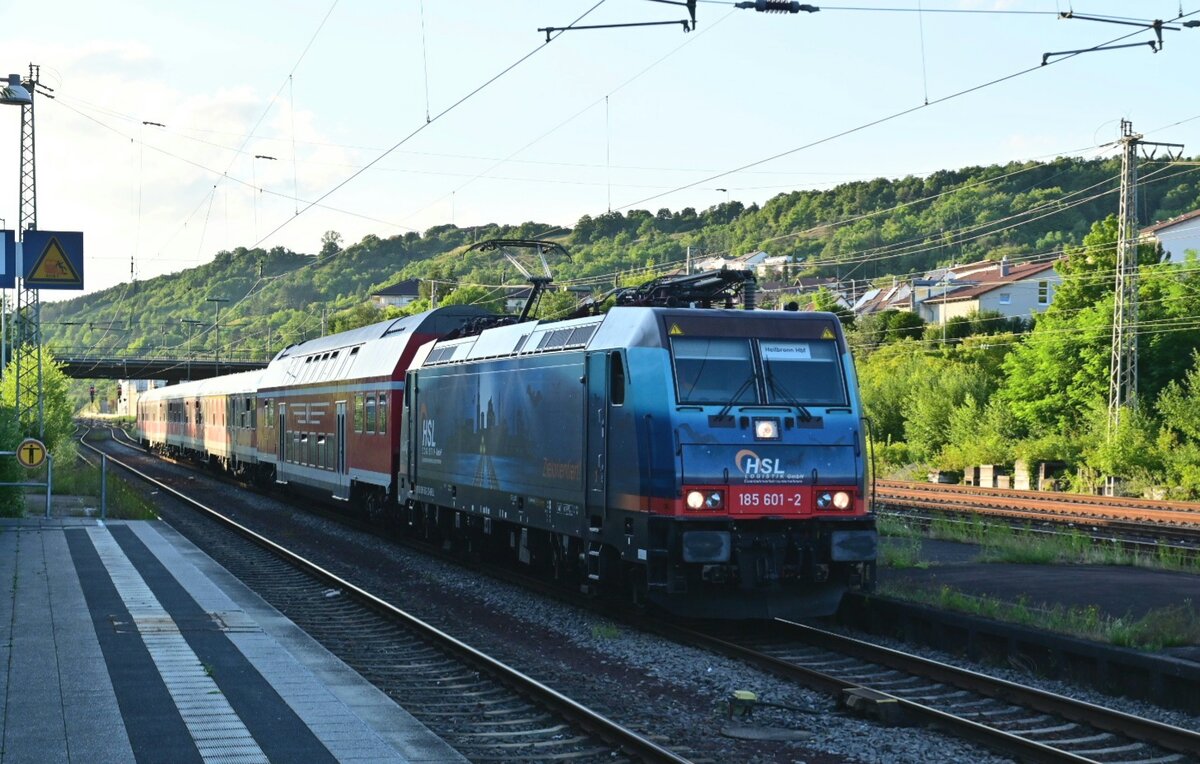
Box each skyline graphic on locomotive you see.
[401,306,876,620]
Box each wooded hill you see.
[43,154,1200,358]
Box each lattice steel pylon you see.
[14,63,42,438]
[1108,120,1140,436]
[1107,120,1184,439]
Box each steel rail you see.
[655,619,1200,764]
[79,428,691,764]
[879,479,1200,517]
[877,482,1200,529]
[103,424,1198,762]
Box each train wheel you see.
[628,566,649,611]
[363,488,384,524]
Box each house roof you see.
[922,261,1057,304]
[1143,208,1200,235]
[371,278,421,297]
[854,283,912,314]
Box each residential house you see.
[369,279,421,308]
[505,286,533,313]
[852,280,914,316]
[1141,208,1200,264]
[921,259,1060,324]
[694,249,773,273]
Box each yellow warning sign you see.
[821,327,836,339]
[27,237,81,283]
[668,323,684,336]
[16,438,46,469]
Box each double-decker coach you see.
[252,306,490,514]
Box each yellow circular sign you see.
[16,438,46,469]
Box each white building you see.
[921,259,1060,324]
[1141,208,1200,264]
[369,279,421,308]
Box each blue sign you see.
[21,230,84,290]
[0,230,14,289]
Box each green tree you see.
[1,347,76,449]
[320,230,344,258]
[810,286,854,327]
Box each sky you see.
[0,0,1198,300]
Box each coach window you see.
[366,395,377,433]
[610,353,626,406]
[378,394,387,434]
[354,394,364,432]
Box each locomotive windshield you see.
[671,337,847,407]
[673,338,756,405]
[760,340,847,406]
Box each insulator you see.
[743,281,758,311]
[734,1,815,13]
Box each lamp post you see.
[207,297,228,376]
[181,319,205,381]
[252,154,276,241]
[1,65,43,437]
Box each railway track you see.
[877,480,1200,533]
[80,427,690,764]
[667,619,1200,764]
[96,425,1200,762]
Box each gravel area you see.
[100,438,1024,762]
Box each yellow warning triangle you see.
[28,237,80,282]
[821,327,836,339]
[668,323,684,336]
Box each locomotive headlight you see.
[754,418,780,440]
[686,490,706,509]
[705,491,724,510]
[832,491,852,510]
[817,492,833,509]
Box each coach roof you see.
[259,305,493,388]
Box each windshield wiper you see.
[715,374,757,420]
[765,364,813,422]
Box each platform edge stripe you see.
[85,526,269,764]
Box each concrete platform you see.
[0,518,467,764]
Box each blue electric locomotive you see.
[399,269,876,619]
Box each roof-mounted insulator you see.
[735,1,819,13]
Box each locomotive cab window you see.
[671,338,758,405]
[610,353,626,406]
[760,340,848,407]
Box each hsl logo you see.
[735,449,785,476]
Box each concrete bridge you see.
[49,348,270,382]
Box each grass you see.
[879,536,929,569]
[880,512,1200,574]
[590,623,621,640]
[881,583,1200,650]
[47,453,159,521]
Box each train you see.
[137,258,876,619]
